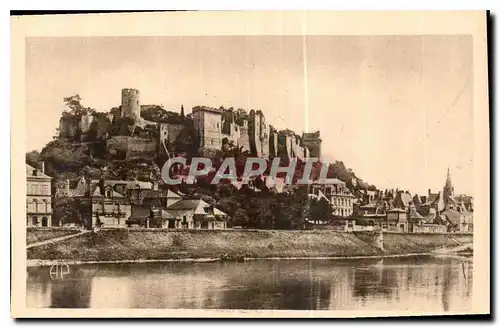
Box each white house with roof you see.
[161,198,228,230]
[309,178,356,217]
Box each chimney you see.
[428,189,431,197]
[41,161,45,174]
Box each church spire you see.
[445,167,453,189]
[443,167,454,204]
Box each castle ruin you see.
[58,88,322,161]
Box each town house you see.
[26,163,53,227]
[309,178,355,217]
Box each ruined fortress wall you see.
[159,123,184,144]
[59,117,77,138]
[304,147,310,159]
[248,111,271,159]
[302,132,322,159]
[248,111,261,157]
[193,109,222,149]
[80,114,94,134]
[59,114,96,139]
[260,116,269,159]
[107,136,157,160]
[269,130,279,158]
[277,133,293,158]
[291,136,306,161]
[239,126,250,152]
[121,89,141,119]
[261,134,270,160]
[221,121,241,147]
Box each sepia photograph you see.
[10,11,490,318]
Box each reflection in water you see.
[26,256,472,311]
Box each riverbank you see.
[26,229,473,265]
[27,252,473,268]
[26,227,80,245]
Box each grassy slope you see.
[26,228,80,245]
[27,229,473,262]
[382,232,473,254]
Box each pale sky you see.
[25,36,473,196]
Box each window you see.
[29,200,36,212]
[32,217,38,226]
[31,184,37,195]
[105,190,112,198]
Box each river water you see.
[26,255,472,312]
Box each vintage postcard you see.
[11,11,490,318]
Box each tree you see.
[308,198,333,224]
[53,197,84,227]
[63,94,94,117]
[26,150,41,167]
[232,208,249,227]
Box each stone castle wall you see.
[107,136,157,160]
[80,114,94,134]
[159,123,184,145]
[277,132,293,159]
[59,116,78,138]
[302,131,322,158]
[269,128,279,158]
[192,108,222,149]
[239,126,250,152]
[59,114,95,139]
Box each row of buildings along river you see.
[27,161,473,233]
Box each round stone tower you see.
[121,88,140,119]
